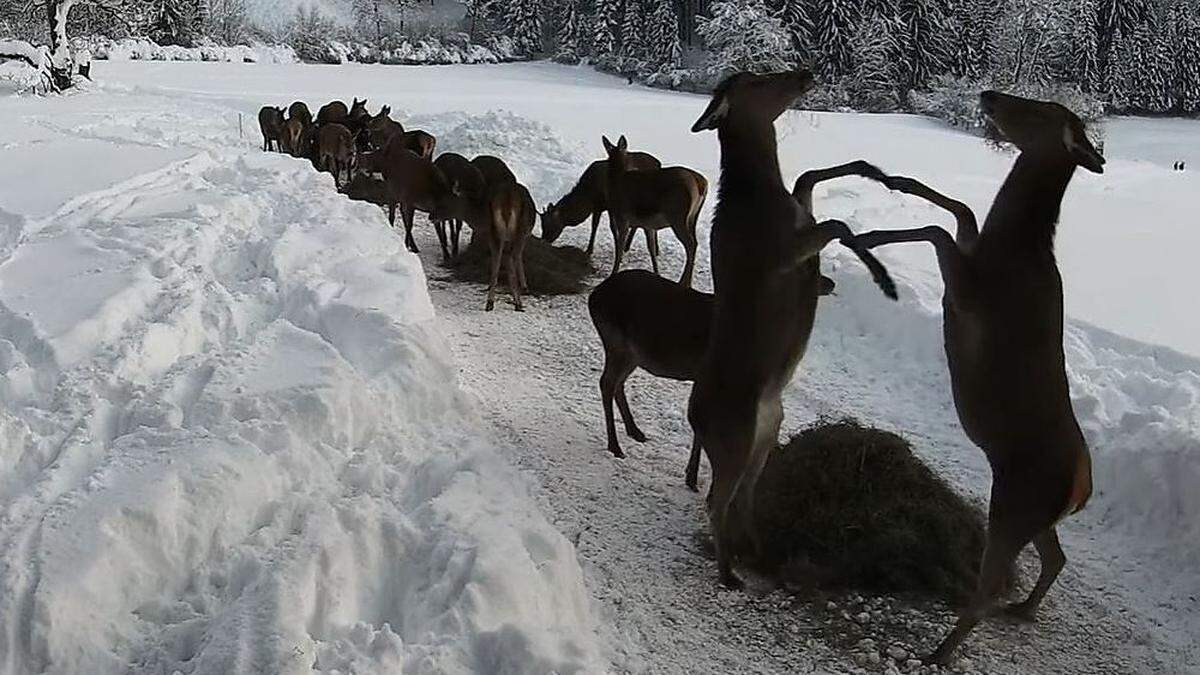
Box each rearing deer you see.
[687,70,898,590]
[602,136,707,288]
[853,91,1102,664]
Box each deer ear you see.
[1063,125,1105,174]
[692,94,730,132]
[617,135,628,150]
[602,135,615,153]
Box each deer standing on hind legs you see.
[687,70,898,590]
[853,90,1101,664]
[602,136,707,288]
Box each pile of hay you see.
[752,419,994,604]
[449,233,595,295]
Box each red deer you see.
[364,142,456,254]
[257,106,285,152]
[686,70,897,590]
[288,101,312,127]
[602,136,707,287]
[280,118,304,156]
[480,180,536,312]
[540,152,662,255]
[853,90,1102,664]
[317,123,356,189]
[433,152,486,261]
[403,130,437,159]
[367,105,404,149]
[316,99,349,125]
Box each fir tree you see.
[508,0,543,55]
[849,10,902,110]
[648,0,682,68]
[593,0,619,57]
[895,0,952,91]
[1169,1,1200,112]
[556,0,581,62]
[813,0,859,78]
[780,0,815,65]
[698,0,793,75]
[621,0,645,59]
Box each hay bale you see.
[449,232,595,296]
[752,419,993,604]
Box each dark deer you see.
[852,90,1101,665]
[540,152,662,255]
[588,159,864,488]
[367,105,404,149]
[602,136,707,287]
[288,101,312,127]
[316,99,349,125]
[687,70,898,590]
[317,123,356,189]
[258,106,285,152]
[433,152,486,261]
[365,143,456,254]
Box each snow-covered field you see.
[1,61,1198,674]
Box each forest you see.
[2,0,1198,114]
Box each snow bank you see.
[0,136,603,670]
[76,37,298,64]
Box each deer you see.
[317,123,356,189]
[686,70,899,591]
[280,118,304,156]
[288,101,312,127]
[257,105,285,152]
[480,180,536,312]
[403,130,437,159]
[540,151,662,255]
[364,140,457,254]
[316,99,349,125]
[602,136,707,288]
[588,159,866,490]
[850,90,1102,665]
[367,105,404,149]
[432,152,486,261]
[342,172,390,209]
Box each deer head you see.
[691,69,816,133]
[979,91,1105,174]
[540,202,565,242]
[601,134,629,172]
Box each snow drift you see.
[0,138,603,671]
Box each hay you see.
[751,419,994,604]
[448,232,595,296]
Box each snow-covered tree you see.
[894,0,951,90]
[148,0,205,47]
[991,0,1074,86]
[813,0,859,77]
[697,0,793,75]
[205,0,247,45]
[508,0,543,55]
[555,0,581,62]
[945,0,995,79]
[1168,0,1200,112]
[620,0,645,59]
[780,0,816,64]
[593,0,619,57]
[849,10,902,109]
[648,0,681,68]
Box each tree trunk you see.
[46,0,77,91]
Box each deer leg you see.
[451,220,462,259]
[1003,527,1065,622]
[791,160,889,213]
[485,237,505,311]
[874,174,980,249]
[609,220,627,277]
[600,355,637,457]
[614,381,646,443]
[734,397,782,560]
[506,246,524,312]
[676,221,697,289]
[586,211,601,256]
[685,435,702,492]
[926,504,1033,665]
[514,233,530,293]
[645,229,659,275]
[433,220,451,263]
[402,205,419,253]
[853,225,973,307]
[705,432,752,590]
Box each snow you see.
[1,60,1198,673]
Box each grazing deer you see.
[342,172,390,208]
[687,70,898,590]
[258,106,285,152]
[602,136,707,287]
[316,99,349,125]
[540,152,662,255]
[365,142,456,254]
[472,155,518,187]
[280,118,304,156]
[288,101,312,127]
[853,90,1101,665]
[433,152,486,261]
[317,123,356,189]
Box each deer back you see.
[316,100,348,125]
[472,155,518,188]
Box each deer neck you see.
[716,119,785,199]
[983,150,1077,253]
[556,181,599,227]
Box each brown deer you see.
[687,70,898,590]
[365,141,456,254]
[403,130,437,159]
[280,118,304,156]
[852,90,1101,665]
[367,105,404,149]
[602,136,707,287]
[342,172,390,208]
[257,106,285,152]
[432,152,486,261]
[316,99,349,125]
[540,152,662,255]
[317,123,356,189]
[588,158,863,488]
[481,180,536,311]
[288,101,312,127]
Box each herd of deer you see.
[262,70,1102,665]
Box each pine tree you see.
[508,0,543,55]
[895,0,952,91]
[648,0,682,68]
[946,0,997,80]
[1169,1,1200,112]
[556,0,581,62]
[593,0,619,57]
[621,0,645,59]
[780,0,815,65]
[849,10,902,110]
[814,0,859,78]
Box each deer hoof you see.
[607,444,625,459]
[1001,602,1037,623]
[685,477,699,493]
[514,304,525,312]
[628,428,647,443]
[719,571,745,591]
[485,300,495,312]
